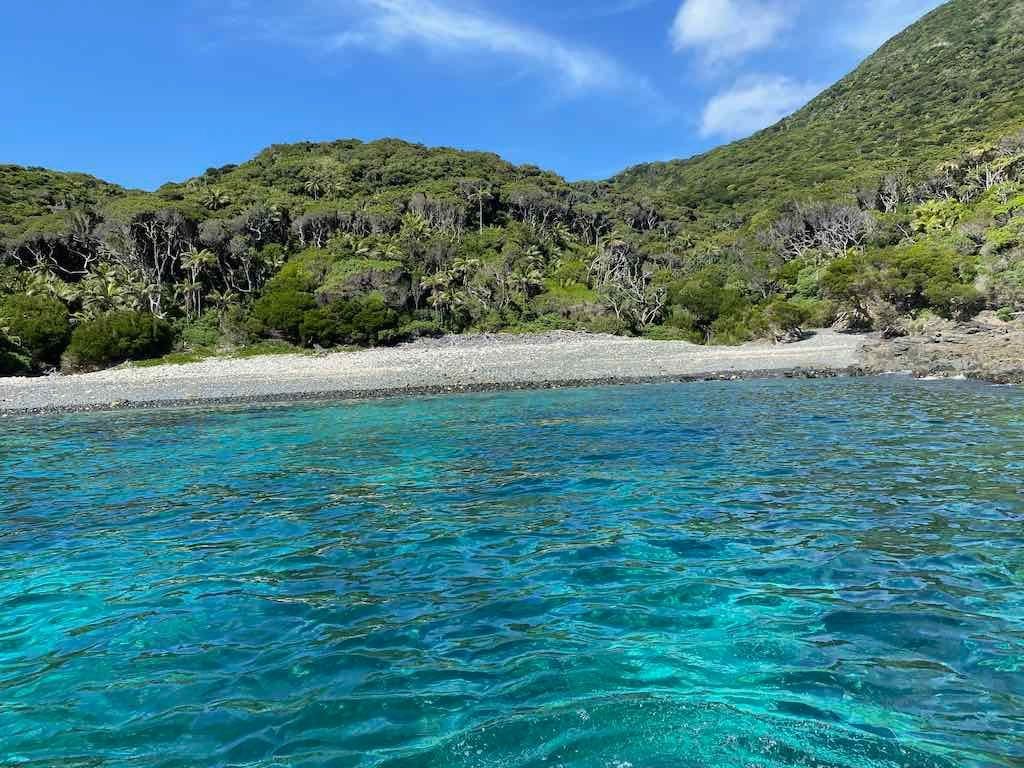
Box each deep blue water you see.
[1,377,1023,767]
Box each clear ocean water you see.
[1,377,1023,768]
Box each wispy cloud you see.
[700,74,820,139]
[670,0,942,65]
[341,0,629,90]
[671,0,790,63]
[222,0,659,98]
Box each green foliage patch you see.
[0,293,71,368]
[64,312,174,372]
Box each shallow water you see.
[1,377,1023,767]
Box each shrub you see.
[789,297,837,328]
[645,325,700,342]
[923,280,985,320]
[476,310,507,333]
[299,295,402,347]
[63,311,174,372]
[231,340,301,358]
[178,314,222,350]
[251,279,317,342]
[665,268,752,342]
[0,294,71,367]
[912,200,967,233]
[823,243,984,321]
[501,313,578,334]
[0,334,30,376]
[984,221,1022,254]
[379,319,444,345]
[549,258,590,288]
[584,315,632,335]
[220,304,256,347]
[793,265,826,299]
[766,299,812,336]
[708,311,766,346]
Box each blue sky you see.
[0,0,945,189]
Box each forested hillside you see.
[1,0,1023,375]
[612,0,1024,221]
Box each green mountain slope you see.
[1,0,1023,375]
[611,0,1024,219]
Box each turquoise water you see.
[2,378,1023,767]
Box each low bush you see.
[500,313,578,334]
[823,242,985,322]
[708,311,766,346]
[299,295,403,347]
[251,280,317,342]
[644,325,700,342]
[230,340,303,359]
[665,268,753,342]
[178,314,222,350]
[63,311,174,372]
[923,281,985,320]
[583,315,633,335]
[0,334,30,376]
[788,298,838,328]
[765,298,812,336]
[379,319,444,345]
[219,304,257,347]
[0,294,71,367]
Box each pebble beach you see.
[0,330,872,414]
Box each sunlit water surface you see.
[2,378,1023,767]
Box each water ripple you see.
[0,378,1022,767]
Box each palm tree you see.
[200,187,231,211]
[206,288,238,314]
[422,270,458,326]
[400,213,430,239]
[304,176,324,200]
[23,266,78,304]
[78,264,144,319]
[304,170,335,200]
[180,248,218,319]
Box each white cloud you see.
[348,0,620,89]
[671,0,789,62]
[245,0,646,95]
[836,0,945,53]
[700,75,819,139]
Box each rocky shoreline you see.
[0,367,870,416]
[2,323,1020,416]
[863,315,1024,385]
[1,330,868,415]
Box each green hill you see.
[1,0,1023,374]
[611,0,1024,220]
[0,165,126,238]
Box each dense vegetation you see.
[613,0,1024,221]
[63,311,173,372]
[1,0,1022,374]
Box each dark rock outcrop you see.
[315,265,413,309]
[865,315,1024,384]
